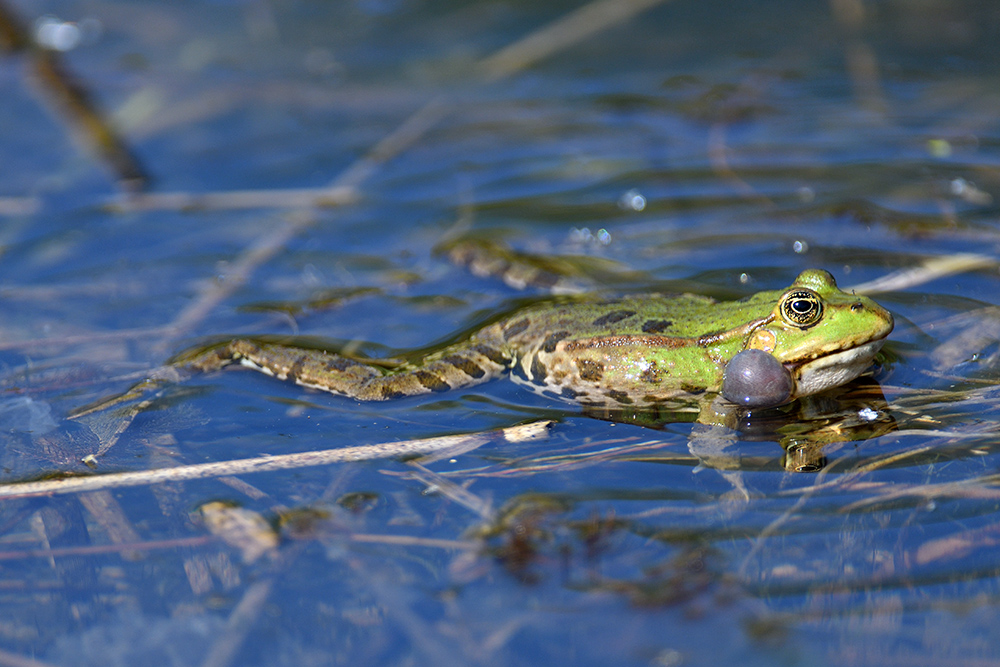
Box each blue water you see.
[2,0,1000,665]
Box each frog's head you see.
[743,269,893,400]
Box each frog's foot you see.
[178,338,511,401]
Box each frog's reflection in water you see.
[782,442,828,473]
[587,377,894,473]
[772,378,895,473]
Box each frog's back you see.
[495,294,708,344]
[477,292,778,409]
[492,291,776,347]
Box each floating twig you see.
[848,253,996,295]
[0,421,551,499]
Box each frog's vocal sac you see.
[179,269,893,411]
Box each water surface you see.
[2,0,1000,665]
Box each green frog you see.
[175,269,892,413]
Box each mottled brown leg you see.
[178,338,512,401]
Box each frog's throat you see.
[785,338,886,398]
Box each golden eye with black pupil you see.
[780,289,822,326]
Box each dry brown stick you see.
[30,51,150,190]
[0,421,551,499]
[0,0,30,52]
[847,253,998,295]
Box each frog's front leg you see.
[180,338,513,400]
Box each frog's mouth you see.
[786,338,887,398]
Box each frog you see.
[173,268,893,414]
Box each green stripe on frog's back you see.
[497,292,782,343]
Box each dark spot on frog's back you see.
[414,370,450,392]
[381,386,408,399]
[442,355,485,379]
[503,318,530,340]
[541,331,570,353]
[641,319,673,334]
[576,359,604,382]
[325,356,358,373]
[288,354,308,380]
[470,343,508,366]
[591,310,636,327]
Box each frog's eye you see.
[780,289,823,327]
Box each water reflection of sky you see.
[1,0,1000,665]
